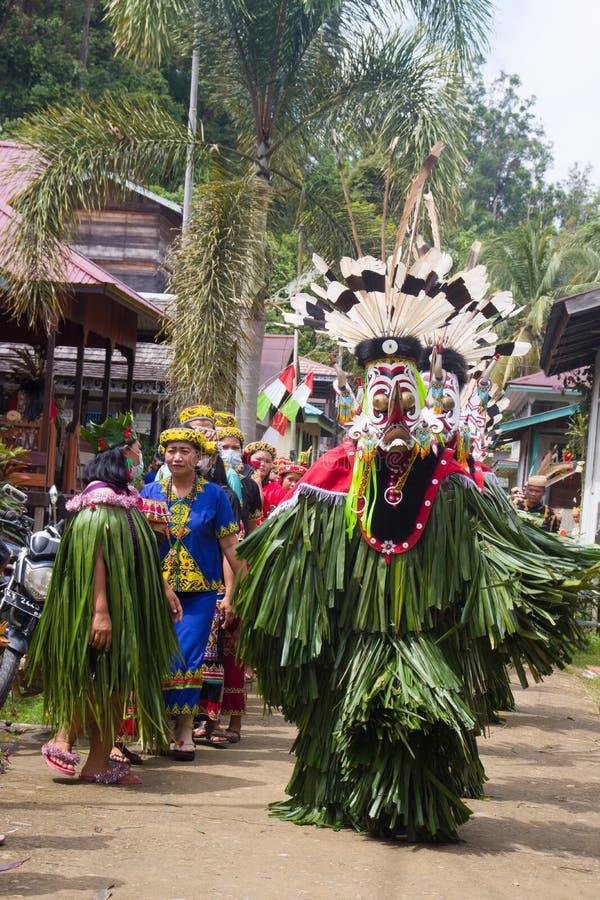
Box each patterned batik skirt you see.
[163,590,217,717]
[222,616,247,718]
[198,599,225,721]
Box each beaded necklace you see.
[165,476,197,591]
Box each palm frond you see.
[104,0,198,65]
[163,169,269,409]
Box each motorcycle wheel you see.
[0,647,23,710]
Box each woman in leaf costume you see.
[29,413,182,785]
[235,223,599,840]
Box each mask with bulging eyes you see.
[362,359,424,454]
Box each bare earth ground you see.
[1,670,599,900]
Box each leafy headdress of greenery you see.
[80,411,137,454]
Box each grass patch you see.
[570,632,600,668]
[568,631,600,712]
[0,691,45,725]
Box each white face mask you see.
[196,456,213,474]
[131,450,144,480]
[220,449,242,469]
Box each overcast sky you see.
[484,0,599,184]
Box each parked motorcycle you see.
[0,484,61,709]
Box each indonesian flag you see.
[260,372,315,446]
[256,364,295,420]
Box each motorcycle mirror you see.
[48,485,58,525]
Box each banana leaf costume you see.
[235,441,600,842]
[29,483,178,746]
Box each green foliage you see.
[570,633,600,669]
[0,440,29,482]
[163,171,269,408]
[457,72,555,233]
[0,689,45,724]
[0,0,187,134]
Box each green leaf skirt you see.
[235,474,600,841]
[28,503,179,746]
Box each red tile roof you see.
[298,356,336,376]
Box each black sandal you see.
[114,741,144,766]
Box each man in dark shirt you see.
[514,474,561,533]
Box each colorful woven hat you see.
[214,411,238,428]
[81,411,137,454]
[159,427,216,455]
[245,440,277,461]
[275,457,307,480]
[217,425,246,447]
[179,404,215,426]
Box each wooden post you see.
[150,402,159,443]
[71,326,85,428]
[39,330,56,490]
[124,348,135,410]
[101,340,113,418]
[581,348,600,543]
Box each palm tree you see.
[482,220,566,384]
[4,0,494,434]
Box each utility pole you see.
[290,222,304,459]
[182,21,200,234]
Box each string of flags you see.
[256,364,296,421]
[259,371,315,445]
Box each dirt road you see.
[1,671,599,900]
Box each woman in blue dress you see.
[141,427,242,760]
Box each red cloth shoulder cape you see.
[291,438,475,555]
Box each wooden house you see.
[541,290,600,543]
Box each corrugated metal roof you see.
[299,355,336,377]
[496,403,580,436]
[541,290,600,375]
[506,368,588,391]
[0,141,37,203]
[1,341,171,385]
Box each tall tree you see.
[458,72,555,232]
[4,0,495,434]
[482,219,562,383]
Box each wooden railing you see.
[0,416,57,490]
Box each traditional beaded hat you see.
[245,440,277,461]
[216,426,246,447]
[214,411,238,428]
[159,427,217,455]
[81,411,137,454]
[179,404,215,426]
[275,457,307,480]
